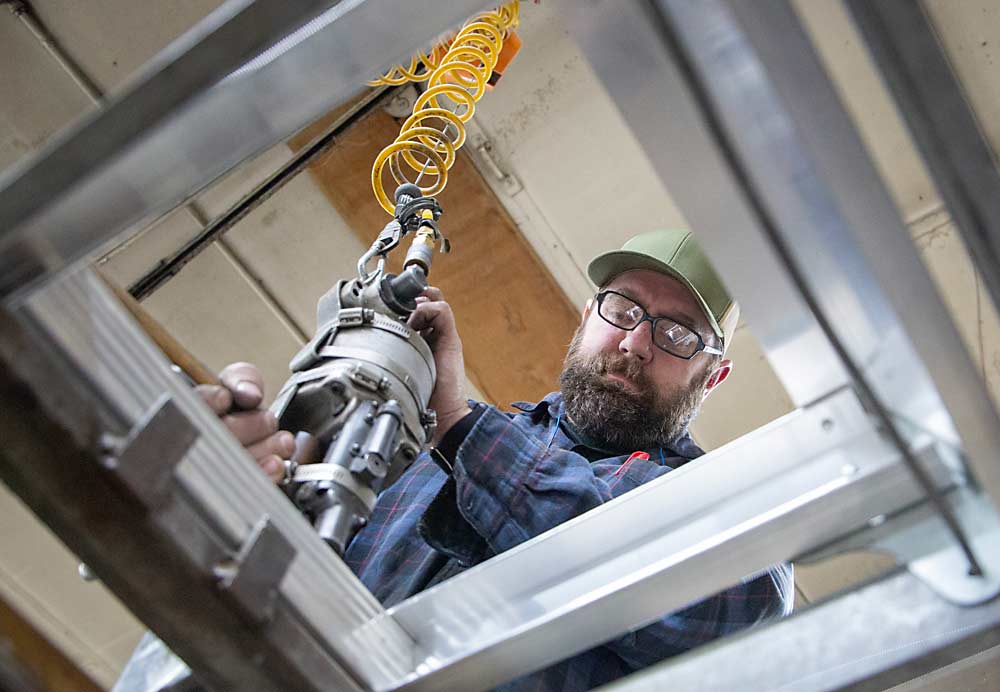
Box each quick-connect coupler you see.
[371,184,447,316]
[404,210,438,275]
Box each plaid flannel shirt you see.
[343,392,794,691]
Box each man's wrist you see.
[428,404,485,475]
[431,404,476,446]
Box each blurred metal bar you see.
[0,0,335,248]
[845,0,1000,325]
[377,390,973,691]
[713,0,1000,511]
[670,0,983,573]
[570,0,849,408]
[0,0,495,296]
[601,568,1000,692]
[1,268,419,691]
[5,0,310,333]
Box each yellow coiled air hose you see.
[371,2,520,214]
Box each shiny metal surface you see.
[655,0,987,574]
[379,390,960,691]
[0,0,495,296]
[599,568,1000,692]
[845,0,1000,330]
[13,268,419,690]
[713,0,1000,508]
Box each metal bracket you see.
[337,307,363,327]
[798,487,1000,606]
[468,132,522,195]
[906,505,1000,606]
[910,546,1000,606]
[349,364,384,393]
[381,85,418,119]
[214,516,296,625]
[872,487,1000,605]
[290,306,390,373]
[100,394,197,510]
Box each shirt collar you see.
[512,392,704,461]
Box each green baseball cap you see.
[587,229,740,354]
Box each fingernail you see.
[236,381,261,401]
[264,457,281,474]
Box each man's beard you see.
[559,328,713,451]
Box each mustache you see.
[594,352,651,390]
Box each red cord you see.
[613,451,650,476]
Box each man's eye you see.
[662,323,694,345]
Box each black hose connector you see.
[379,265,427,317]
[395,183,422,204]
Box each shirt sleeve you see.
[451,405,794,666]
[604,563,794,669]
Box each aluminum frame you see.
[2,0,1000,690]
[845,0,1000,324]
[601,567,1000,692]
[716,0,1000,499]
[2,268,417,691]
[379,393,989,691]
[0,0,335,234]
[8,270,994,692]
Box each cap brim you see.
[588,250,725,341]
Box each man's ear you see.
[702,358,733,400]
[581,297,595,325]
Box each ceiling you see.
[2,0,1000,687]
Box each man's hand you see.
[408,287,474,446]
[195,362,295,483]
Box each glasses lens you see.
[654,319,699,357]
[599,292,643,329]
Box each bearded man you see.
[195,229,793,691]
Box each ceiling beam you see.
[125,87,392,302]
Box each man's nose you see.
[618,320,653,362]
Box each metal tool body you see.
[271,184,446,554]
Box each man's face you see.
[559,269,725,450]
